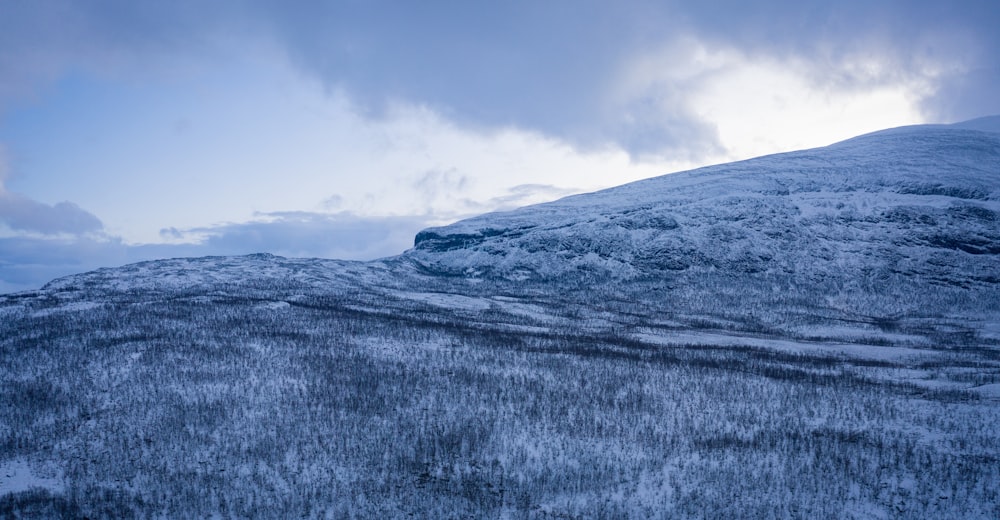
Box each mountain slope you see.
[407,124,1000,344]
[412,125,1000,282]
[1,121,999,518]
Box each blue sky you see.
[1,0,998,293]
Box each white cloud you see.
[612,37,936,162]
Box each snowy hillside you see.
[0,120,998,517]
[412,124,1000,285]
[407,123,1000,345]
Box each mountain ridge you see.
[16,117,1000,297]
[8,119,996,352]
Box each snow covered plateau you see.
[1,119,999,517]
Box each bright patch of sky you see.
[612,37,932,161]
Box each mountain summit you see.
[1,120,998,517]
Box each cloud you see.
[0,118,104,237]
[659,1,1000,122]
[249,0,1000,154]
[4,1,996,158]
[0,61,679,246]
[0,191,104,236]
[0,0,253,112]
[612,37,933,161]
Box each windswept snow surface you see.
[1,121,998,517]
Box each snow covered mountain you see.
[413,122,1000,283]
[405,119,1000,345]
[1,119,998,517]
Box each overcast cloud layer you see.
[0,1,998,292]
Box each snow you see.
[0,122,992,366]
[409,126,1000,303]
[970,383,1000,399]
[39,254,368,295]
[258,301,291,311]
[786,325,932,346]
[393,291,494,312]
[977,320,1000,342]
[0,119,997,518]
[0,459,63,497]
[631,332,937,363]
[30,300,100,318]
